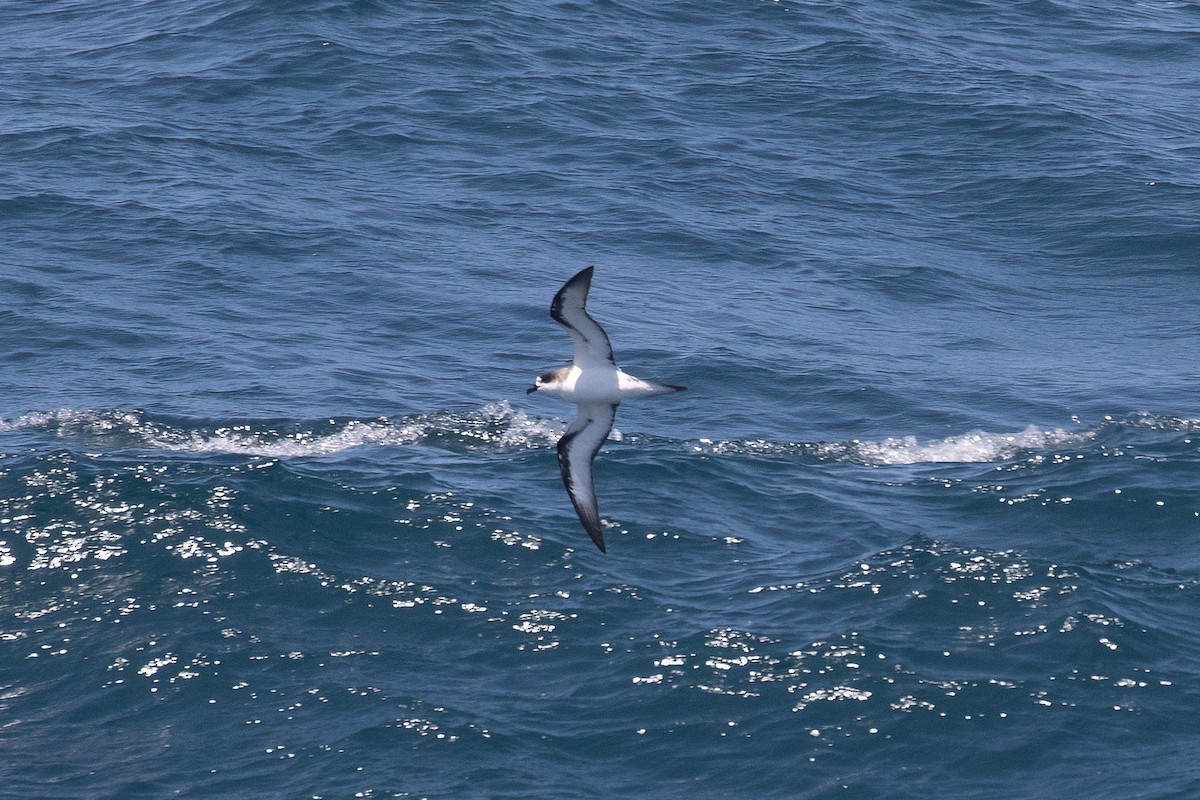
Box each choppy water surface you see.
[2,1,1198,798]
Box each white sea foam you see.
[692,423,1099,466]
[0,401,562,458]
[0,408,157,438]
[150,418,425,457]
[3,407,1190,465]
[844,425,1091,466]
[150,401,563,457]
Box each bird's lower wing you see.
[556,403,618,553]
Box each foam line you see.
[3,407,1195,465]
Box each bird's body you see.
[531,364,678,405]
[527,267,685,553]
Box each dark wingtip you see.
[589,530,607,553]
[563,266,594,288]
[668,384,687,392]
[580,510,607,553]
[563,266,594,296]
[551,266,595,319]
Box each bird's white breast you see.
[570,366,623,404]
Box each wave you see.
[1,405,1194,466]
[691,413,1200,466]
[0,402,561,458]
[686,425,1091,466]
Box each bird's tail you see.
[615,371,686,397]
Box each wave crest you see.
[3,407,1193,466]
[0,401,562,458]
[691,424,1097,466]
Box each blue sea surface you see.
[2,1,1199,798]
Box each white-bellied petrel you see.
[527,267,685,553]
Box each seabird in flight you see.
[527,267,685,552]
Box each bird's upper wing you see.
[550,266,615,367]
[556,402,618,553]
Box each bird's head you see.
[527,367,568,395]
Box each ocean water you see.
[2,0,1199,797]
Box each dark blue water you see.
[2,1,1199,798]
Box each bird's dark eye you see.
[539,372,556,383]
